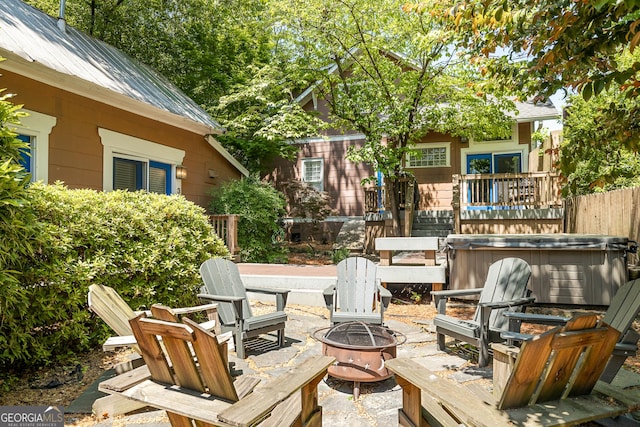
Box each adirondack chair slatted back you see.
[200,258,252,326]
[473,257,532,330]
[88,284,138,337]
[498,314,620,410]
[129,305,239,403]
[602,278,640,337]
[336,257,378,314]
[88,284,141,353]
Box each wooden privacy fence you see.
[208,214,240,260]
[565,186,640,263]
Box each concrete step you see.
[411,230,451,238]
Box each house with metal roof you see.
[0,0,248,207]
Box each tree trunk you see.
[385,179,403,237]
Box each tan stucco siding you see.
[3,71,240,208]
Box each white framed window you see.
[407,142,451,168]
[9,110,57,183]
[301,158,324,191]
[99,128,185,194]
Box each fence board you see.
[565,187,640,264]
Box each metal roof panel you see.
[0,0,222,131]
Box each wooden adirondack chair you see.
[87,283,220,353]
[87,284,229,417]
[504,277,640,383]
[100,304,333,427]
[431,257,533,367]
[198,257,289,358]
[323,257,392,325]
[387,313,640,427]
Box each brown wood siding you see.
[3,71,241,208]
[518,122,531,147]
[407,132,463,210]
[270,137,374,217]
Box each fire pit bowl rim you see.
[311,321,407,350]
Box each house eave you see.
[515,114,561,123]
[205,135,250,177]
[0,51,223,137]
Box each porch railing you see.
[453,172,562,210]
[208,214,240,259]
[364,177,414,214]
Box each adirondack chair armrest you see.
[431,288,483,314]
[198,293,246,320]
[499,330,534,345]
[431,288,483,298]
[378,285,392,308]
[615,342,638,353]
[323,284,336,311]
[218,355,335,426]
[615,329,640,354]
[503,311,568,332]
[171,302,218,316]
[133,309,153,317]
[244,286,289,311]
[479,296,535,310]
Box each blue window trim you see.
[150,161,172,194]
[17,134,31,173]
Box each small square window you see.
[407,144,450,168]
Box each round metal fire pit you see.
[312,321,406,399]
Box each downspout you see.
[57,0,66,32]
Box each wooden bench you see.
[375,237,447,291]
[375,236,440,266]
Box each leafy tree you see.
[410,0,640,150]
[26,0,320,174]
[271,0,515,234]
[560,89,640,196]
[213,65,326,174]
[209,176,288,263]
[25,0,272,110]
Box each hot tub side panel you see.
[447,236,628,305]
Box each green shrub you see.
[331,247,350,264]
[209,176,288,263]
[0,90,46,375]
[1,183,228,373]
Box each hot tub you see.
[446,234,630,305]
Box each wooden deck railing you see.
[453,172,562,210]
[208,214,240,259]
[364,177,414,214]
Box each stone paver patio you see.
[91,304,491,426]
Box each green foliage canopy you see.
[209,176,288,263]
[408,0,640,150]
[213,65,327,174]
[561,89,640,196]
[271,0,515,181]
[25,0,270,107]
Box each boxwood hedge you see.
[1,182,228,373]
